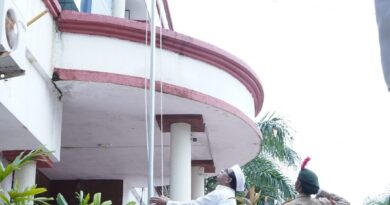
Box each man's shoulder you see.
[282,198,302,205]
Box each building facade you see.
[0,0,264,204]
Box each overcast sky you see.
[168,0,390,204]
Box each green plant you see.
[243,156,295,204]
[0,148,53,205]
[55,193,68,205]
[56,191,112,205]
[364,189,390,205]
[0,148,49,182]
[236,186,262,205]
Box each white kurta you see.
[167,185,236,205]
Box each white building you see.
[0,0,264,204]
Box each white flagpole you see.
[147,0,156,203]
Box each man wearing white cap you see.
[150,164,245,205]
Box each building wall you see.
[0,0,62,159]
[91,0,113,16]
[56,33,255,118]
[126,0,148,21]
[13,0,57,76]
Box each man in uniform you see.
[150,164,245,205]
[284,157,350,205]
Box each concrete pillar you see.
[13,161,37,191]
[112,0,126,18]
[170,123,191,201]
[191,166,205,199]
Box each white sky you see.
[168,0,390,204]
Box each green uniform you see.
[283,190,350,205]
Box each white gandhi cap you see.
[231,164,245,192]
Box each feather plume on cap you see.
[301,157,311,170]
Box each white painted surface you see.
[126,0,148,21]
[41,81,260,186]
[0,103,41,150]
[0,64,63,160]
[113,0,126,18]
[91,0,113,16]
[56,33,255,118]
[0,0,62,160]
[191,166,204,199]
[14,161,36,191]
[170,123,191,201]
[12,0,56,76]
[0,175,12,199]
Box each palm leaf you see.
[56,193,69,205]
[83,193,90,205]
[0,192,11,205]
[92,193,101,205]
[76,191,84,205]
[33,197,53,205]
[0,148,51,182]
[9,187,47,199]
[243,156,296,202]
[257,113,300,167]
[100,201,112,205]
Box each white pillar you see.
[112,0,126,18]
[170,123,191,201]
[13,161,37,190]
[0,174,12,192]
[191,166,205,199]
[13,161,36,205]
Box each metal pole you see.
[147,0,156,203]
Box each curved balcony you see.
[42,10,264,186]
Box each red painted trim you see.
[155,114,205,132]
[2,150,53,168]
[54,68,261,137]
[57,11,264,115]
[42,0,62,18]
[163,0,174,30]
